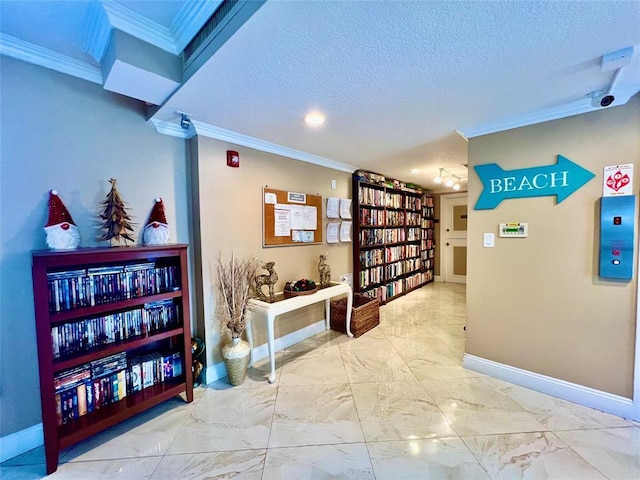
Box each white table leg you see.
[245,317,254,366]
[324,298,331,330]
[267,313,277,383]
[346,293,354,338]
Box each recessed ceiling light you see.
[409,169,420,174]
[304,111,325,126]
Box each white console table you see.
[247,282,353,383]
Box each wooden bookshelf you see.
[421,194,436,284]
[31,244,193,474]
[352,171,434,304]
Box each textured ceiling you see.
[152,0,640,190]
[2,1,639,191]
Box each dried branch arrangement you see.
[213,253,260,338]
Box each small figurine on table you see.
[318,252,331,288]
[255,262,278,302]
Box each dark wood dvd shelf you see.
[32,244,193,474]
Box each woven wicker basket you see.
[330,293,380,337]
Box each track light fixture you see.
[434,167,462,190]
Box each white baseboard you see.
[434,275,442,282]
[463,354,636,421]
[205,319,327,383]
[0,422,43,463]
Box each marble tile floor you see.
[3,282,639,479]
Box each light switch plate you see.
[483,233,495,247]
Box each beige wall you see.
[190,136,352,368]
[466,95,640,398]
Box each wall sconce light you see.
[435,167,463,190]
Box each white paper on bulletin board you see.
[603,164,633,196]
[340,221,352,242]
[339,198,352,219]
[304,206,317,230]
[290,205,305,229]
[326,223,340,243]
[274,207,291,236]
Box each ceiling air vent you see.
[182,0,265,81]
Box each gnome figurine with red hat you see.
[45,190,81,250]
[143,197,170,245]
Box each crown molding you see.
[83,0,215,63]
[171,0,222,53]
[151,117,358,173]
[191,121,358,173]
[0,33,102,84]
[83,0,112,62]
[4,0,214,85]
[460,85,640,138]
[149,119,196,139]
[102,1,176,54]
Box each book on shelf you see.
[46,262,180,313]
[53,348,182,426]
[91,352,128,378]
[51,301,180,359]
[54,364,91,393]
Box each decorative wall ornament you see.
[474,155,595,210]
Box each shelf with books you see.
[421,194,436,284]
[353,171,432,305]
[52,327,184,373]
[32,244,193,474]
[58,376,187,449]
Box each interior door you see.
[442,193,467,284]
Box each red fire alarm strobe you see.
[227,150,239,168]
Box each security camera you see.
[591,92,615,108]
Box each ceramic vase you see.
[221,337,251,385]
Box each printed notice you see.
[274,207,291,236]
[603,164,633,197]
[264,192,277,204]
[326,197,339,219]
[340,221,352,242]
[339,198,352,219]
[288,192,306,203]
[327,223,339,243]
[290,205,305,230]
[304,206,317,230]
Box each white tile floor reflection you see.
[3,283,640,479]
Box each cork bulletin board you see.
[263,187,323,247]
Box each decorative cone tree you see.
[99,178,136,245]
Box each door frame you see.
[440,193,468,283]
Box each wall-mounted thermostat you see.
[499,223,528,238]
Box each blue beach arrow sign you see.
[474,155,595,210]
